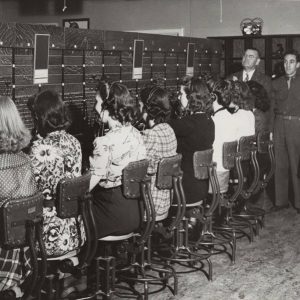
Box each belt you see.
[276,114,300,121]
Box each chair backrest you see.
[256,131,275,184]
[222,141,244,205]
[193,149,219,217]
[0,192,43,248]
[156,154,182,189]
[123,159,149,198]
[193,149,213,180]
[123,159,153,242]
[223,141,238,170]
[238,135,260,197]
[257,131,271,154]
[238,135,257,161]
[56,172,91,219]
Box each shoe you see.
[270,204,289,212]
[296,208,300,214]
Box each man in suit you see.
[228,48,274,210]
[228,48,272,97]
[272,50,300,213]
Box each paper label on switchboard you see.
[186,66,194,76]
[34,69,49,84]
[133,67,143,80]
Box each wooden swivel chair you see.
[88,159,177,300]
[37,172,95,300]
[0,192,44,300]
[192,149,236,265]
[232,135,264,236]
[153,154,212,281]
[213,141,254,244]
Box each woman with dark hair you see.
[210,79,255,193]
[141,85,177,219]
[211,79,241,193]
[0,96,38,298]
[230,80,255,138]
[247,80,271,133]
[90,82,146,238]
[29,90,85,257]
[169,77,215,209]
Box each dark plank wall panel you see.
[0,22,221,130]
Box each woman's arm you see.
[89,136,110,190]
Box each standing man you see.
[228,47,274,211]
[228,47,272,98]
[272,50,300,212]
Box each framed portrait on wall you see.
[63,18,90,29]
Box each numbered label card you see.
[132,39,144,80]
[34,34,50,84]
[186,43,195,76]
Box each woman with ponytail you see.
[90,82,146,238]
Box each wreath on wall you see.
[240,18,263,36]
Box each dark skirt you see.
[92,185,142,239]
[182,171,209,204]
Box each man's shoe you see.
[270,204,289,212]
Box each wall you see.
[1,0,300,38]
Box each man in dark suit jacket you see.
[228,48,272,96]
[272,50,300,213]
[228,48,274,210]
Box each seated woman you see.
[210,79,240,193]
[230,80,255,139]
[140,85,177,219]
[246,80,271,134]
[90,82,146,238]
[169,77,215,210]
[29,90,85,257]
[0,96,38,299]
[211,80,255,193]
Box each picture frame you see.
[63,18,90,29]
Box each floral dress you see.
[29,130,86,257]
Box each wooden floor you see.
[155,202,300,300]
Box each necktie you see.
[244,73,249,82]
[287,77,292,89]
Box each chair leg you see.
[95,256,116,300]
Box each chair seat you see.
[155,211,169,222]
[42,249,80,261]
[99,232,135,242]
[171,200,203,207]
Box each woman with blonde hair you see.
[0,96,38,299]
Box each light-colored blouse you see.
[90,124,146,189]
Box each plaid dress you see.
[142,123,177,218]
[0,152,38,292]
